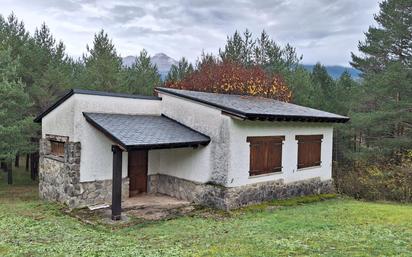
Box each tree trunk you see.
[15,153,19,167]
[30,152,39,180]
[26,154,29,171]
[7,162,13,185]
[30,153,35,180]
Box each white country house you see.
[35,87,349,219]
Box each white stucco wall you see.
[151,92,231,184]
[41,97,75,139]
[148,147,210,183]
[227,119,334,187]
[41,93,161,182]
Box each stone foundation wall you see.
[148,174,335,210]
[39,138,129,208]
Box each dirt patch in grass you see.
[0,185,38,202]
[68,204,197,229]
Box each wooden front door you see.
[128,150,148,197]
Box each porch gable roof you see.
[83,112,210,150]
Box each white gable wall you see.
[42,96,75,139]
[72,94,161,182]
[227,119,333,187]
[41,93,161,182]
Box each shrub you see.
[164,60,292,102]
[334,153,412,202]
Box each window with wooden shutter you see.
[247,136,285,176]
[295,135,323,169]
[50,141,65,157]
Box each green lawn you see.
[1,167,412,257]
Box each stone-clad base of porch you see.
[39,139,129,209]
[148,174,335,210]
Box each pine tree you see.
[0,17,73,114]
[82,30,123,92]
[335,71,360,115]
[351,0,412,73]
[220,29,301,74]
[242,29,255,66]
[219,30,244,63]
[219,29,255,66]
[165,57,194,82]
[122,49,161,95]
[255,31,301,74]
[310,63,336,112]
[195,51,219,70]
[0,13,29,60]
[254,30,273,66]
[286,66,316,107]
[0,13,34,89]
[0,47,35,183]
[29,23,72,113]
[350,0,412,161]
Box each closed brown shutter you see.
[50,141,65,157]
[296,135,323,169]
[247,136,284,176]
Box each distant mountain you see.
[122,53,178,79]
[151,53,178,74]
[122,55,136,68]
[302,64,361,79]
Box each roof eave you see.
[125,140,211,151]
[34,89,75,123]
[245,114,350,123]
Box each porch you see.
[83,112,210,220]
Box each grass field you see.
[1,166,412,257]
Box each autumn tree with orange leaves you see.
[165,60,292,102]
[164,30,301,102]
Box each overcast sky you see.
[0,0,380,66]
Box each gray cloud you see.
[115,26,182,38]
[0,0,380,65]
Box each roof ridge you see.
[72,88,161,100]
[156,86,271,99]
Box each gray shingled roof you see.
[83,113,210,150]
[156,87,349,123]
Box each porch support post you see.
[111,145,123,220]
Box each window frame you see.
[295,135,323,170]
[247,136,285,177]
